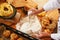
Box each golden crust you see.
[0,3,13,16]
[3,30,11,37]
[17,38,23,40]
[41,17,57,29]
[10,33,18,40]
[40,16,57,33]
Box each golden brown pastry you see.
[44,29,51,33]
[17,38,23,40]
[37,11,47,21]
[0,3,13,16]
[41,16,57,30]
[37,11,46,17]
[41,17,50,28]
[3,30,11,37]
[10,33,18,40]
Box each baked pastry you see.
[38,16,57,34]
[41,16,57,30]
[17,38,23,40]
[10,33,18,40]
[3,30,11,37]
[0,3,13,16]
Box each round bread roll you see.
[3,30,11,37]
[10,33,18,40]
[0,3,13,16]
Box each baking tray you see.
[0,23,38,40]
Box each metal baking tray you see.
[0,23,38,40]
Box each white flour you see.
[16,16,42,35]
